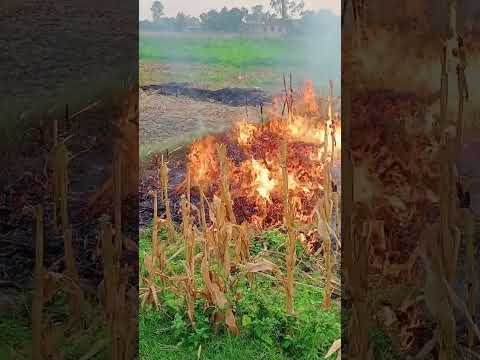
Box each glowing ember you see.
[182,82,341,229]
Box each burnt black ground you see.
[141,82,271,107]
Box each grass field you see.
[0,293,108,359]
[139,31,340,93]
[139,229,341,360]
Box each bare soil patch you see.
[140,92,262,152]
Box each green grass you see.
[140,36,302,70]
[139,229,340,360]
[0,291,109,359]
[139,32,340,92]
[0,312,31,357]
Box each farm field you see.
[139,31,340,93]
[139,14,343,358]
[139,229,341,360]
[139,75,342,358]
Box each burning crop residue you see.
[180,81,341,230]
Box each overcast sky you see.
[139,0,340,20]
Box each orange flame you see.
[183,82,341,229]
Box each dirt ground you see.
[2,0,136,122]
[139,91,262,155]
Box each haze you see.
[139,0,340,20]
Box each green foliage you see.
[139,36,302,70]
[151,1,164,22]
[140,272,340,360]
[199,8,249,33]
[251,228,286,254]
[0,292,108,359]
[369,327,401,360]
[0,313,31,356]
[139,31,340,93]
[138,216,340,359]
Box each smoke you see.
[352,29,480,130]
[291,9,341,96]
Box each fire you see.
[303,80,319,113]
[182,82,341,229]
[236,120,257,146]
[251,158,277,201]
[187,135,219,186]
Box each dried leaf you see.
[225,309,239,336]
[244,258,278,273]
[325,338,341,358]
[382,306,398,327]
[150,285,160,309]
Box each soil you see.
[0,101,137,290]
[140,91,263,148]
[2,0,136,119]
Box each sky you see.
[139,0,340,20]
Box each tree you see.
[270,0,305,19]
[151,1,164,22]
[175,12,187,32]
[199,7,248,32]
[252,4,264,16]
[246,5,266,24]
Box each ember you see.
[180,81,341,229]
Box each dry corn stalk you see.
[235,222,250,264]
[455,34,468,154]
[198,185,208,238]
[329,80,335,160]
[100,216,117,357]
[333,190,341,243]
[217,144,236,225]
[181,196,196,325]
[186,163,191,207]
[140,254,161,309]
[343,75,369,359]
[439,45,449,137]
[322,118,329,163]
[53,143,83,321]
[420,243,456,360]
[195,192,239,335]
[149,191,159,269]
[114,268,137,360]
[439,139,459,283]
[423,136,459,359]
[461,207,478,349]
[63,227,83,321]
[123,286,139,360]
[52,143,68,233]
[210,196,232,276]
[99,215,136,360]
[114,142,123,255]
[200,251,239,336]
[320,216,333,308]
[323,159,334,221]
[160,155,175,242]
[30,205,44,360]
[346,222,370,359]
[455,57,465,154]
[280,140,296,314]
[235,222,252,285]
[53,119,58,147]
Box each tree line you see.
[141,1,337,34]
